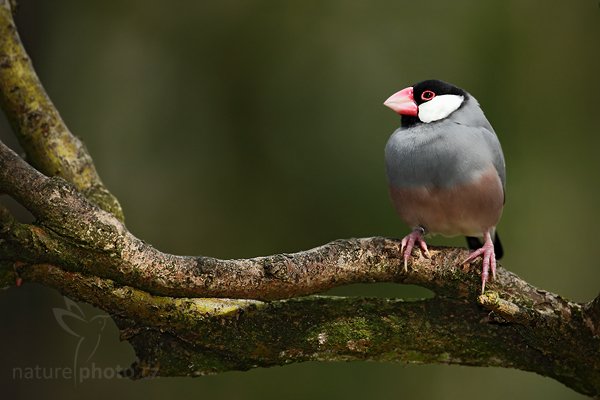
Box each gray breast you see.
[385,98,505,189]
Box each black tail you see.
[466,232,503,259]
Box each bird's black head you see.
[412,80,467,106]
[384,79,469,127]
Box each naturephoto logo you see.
[11,297,157,383]
[53,297,111,375]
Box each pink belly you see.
[389,168,504,237]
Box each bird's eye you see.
[421,90,435,101]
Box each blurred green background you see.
[1,0,599,399]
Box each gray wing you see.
[480,125,506,191]
[452,94,506,190]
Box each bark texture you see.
[0,1,598,397]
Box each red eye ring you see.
[421,90,436,101]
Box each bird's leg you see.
[462,230,496,293]
[400,226,430,272]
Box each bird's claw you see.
[461,232,496,293]
[400,228,429,272]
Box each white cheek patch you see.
[418,94,464,123]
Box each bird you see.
[383,79,505,292]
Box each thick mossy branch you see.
[11,263,600,397]
[0,0,123,220]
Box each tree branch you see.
[0,0,123,220]
[1,139,599,396]
[0,138,472,300]
[5,259,600,397]
[0,2,598,397]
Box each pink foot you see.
[400,227,430,271]
[462,231,496,293]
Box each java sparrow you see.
[383,80,505,292]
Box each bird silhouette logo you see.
[52,297,110,383]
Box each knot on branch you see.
[478,291,534,324]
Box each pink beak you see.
[383,86,418,116]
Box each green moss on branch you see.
[12,263,600,397]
